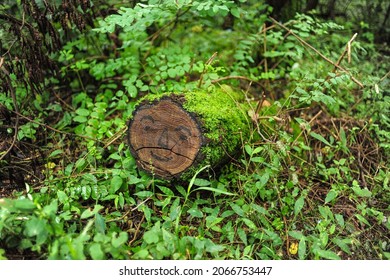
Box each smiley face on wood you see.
[128,98,203,178]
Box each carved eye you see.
[175,125,191,142]
[179,134,188,141]
[140,115,155,132]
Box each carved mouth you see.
[151,151,173,162]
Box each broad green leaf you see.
[89,243,105,260]
[187,207,203,218]
[80,208,94,219]
[298,238,307,260]
[76,108,90,116]
[13,199,36,211]
[237,227,247,245]
[143,230,159,244]
[112,232,128,248]
[320,231,329,247]
[332,238,351,254]
[75,158,86,169]
[157,185,175,196]
[289,230,304,240]
[110,176,123,193]
[193,178,211,187]
[81,185,91,200]
[73,115,87,123]
[294,196,305,215]
[352,186,372,198]
[95,213,106,234]
[316,249,341,260]
[310,132,332,146]
[230,203,245,217]
[335,214,345,227]
[244,144,253,156]
[24,217,46,237]
[250,203,269,215]
[241,218,258,231]
[325,189,338,204]
[355,214,370,226]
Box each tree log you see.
[127,87,250,180]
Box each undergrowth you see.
[0,0,389,260]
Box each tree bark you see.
[127,87,250,180]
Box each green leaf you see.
[316,249,341,260]
[310,132,332,146]
[89,243,105,260]
[195,186,235,196]
[143,230,160,244]
[73,115,87,123]
[76,108,90,116]
[110,176,123,194]
[112,232,128,248]
[230,203,245,217]
[298,238,307,260]
[167,68,177,78]
[289,230,304,240]
[355,214,370,226]
[80,208,94,219]
[157,185,175,196]
[49,149,63,158]
[13,199,36,211]
[244,144,253,156]
[332,238,351,254]
[187,207,203,218]
[241,218,258,231]
[230,7,240,18]
[335,214,345,227]
[294,196,305,215]
[352,186,372,198]
[193,178,211,187]
[237,227,247,245]
[188,165,210,193]
[95,213,106,234]
[75,158,86,170]
[325,189,338,204]
[24,217,46,237]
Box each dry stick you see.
[334,33,358,70]
[269,17,364,88]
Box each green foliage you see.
[0,0,388,260]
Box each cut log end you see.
[128,98,203,179]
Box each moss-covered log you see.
[127,86,250,179]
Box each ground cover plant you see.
[0,0,389,260]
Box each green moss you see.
[182,86,250,166]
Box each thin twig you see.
[269,17,364,88]
[334,33,358,69]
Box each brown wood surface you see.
[128,98,203,178]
